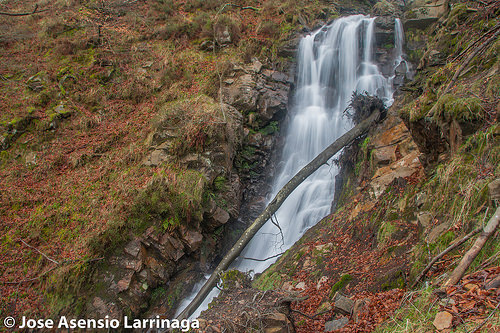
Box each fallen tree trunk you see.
[443,206,500,287]
[176,109,383,320]
[411,227,481,288]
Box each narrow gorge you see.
[0,0,498,332]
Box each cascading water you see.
[176,14,406,319]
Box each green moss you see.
[151,286,168,303]
[381,271,405,290]
[260,121,279,135]
[329,274,352,299]
[213,176,227,191]
[220,270,249,290]
[432,94,483,122]
[254,271,282,291]
[377,221,397,246]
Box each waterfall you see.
[235,14,394,273]
[176,14,404,319]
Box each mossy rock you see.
[329,274,352,299]
[220,270,251,290]
[380,269,406,290]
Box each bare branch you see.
[411,227,481,288]
[290,308,332,320]
[444,207,500,287]
[20,239,59,265]
[0,257,104,285]
[0,4,49,17]
[243,252,285,262]
[468,302,500,333]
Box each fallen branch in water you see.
[176,108,384,320]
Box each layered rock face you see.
[87,59,293,320]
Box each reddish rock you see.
[433,311,453,330]
[181,229,203,252]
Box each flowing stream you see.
[176,14,406,319]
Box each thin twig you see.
[477,250,500,270]
[0,257,104,285]
[2,266,58,285]
[412,228,482,288]
[468,302,500,333]
[271,213,285,251]
[243,252,285,262]
[452,23,500,62]
[19,239,59,265]
[290,308,332,320]
[0,4,49,16]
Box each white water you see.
[176,15,406,319]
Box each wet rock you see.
[117,258,142,272]
[325,317,349,331]
[222,74,259,111]
[370,151,422,198]
[124,239,142,257]
[258,87,288,122]
[278,37,300,57]
[372,146,396,166]
[144,256,170,281]
[158,234,185,261]
[250,59,263,73]
[91,297,122,320]
[116,271,134,293]
[374,16,396,48]
[433,311,453,330]
[206,207,230,229]
[180,228,203,252]
[215,25,232,46]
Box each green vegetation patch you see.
[329,274,352,299]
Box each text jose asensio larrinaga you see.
[17,315,199,331]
